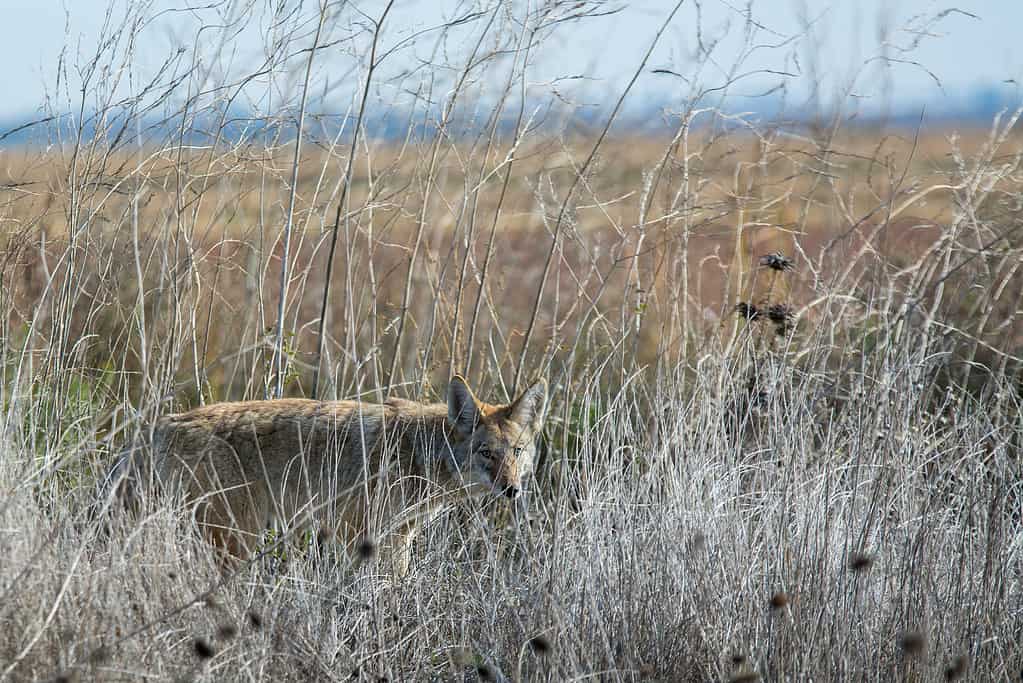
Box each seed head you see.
[769,592,788,610]
[765,303,792,326]
[193,638,215,660]
[849,552,874,572]
[897,630,925,656]
[357,537,377,559]
[246,610,263,630]
[759,252,794,272]
[944,654,968,680]
[734,302,761,321]
[527,635,552,655]
[217,623,238,640]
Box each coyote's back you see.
[114,375,547,572]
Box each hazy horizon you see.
[4,0,1021,126]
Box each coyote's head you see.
[447,375,547,500]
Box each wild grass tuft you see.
[1,1,1021,681]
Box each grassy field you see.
[2,1,1022,681]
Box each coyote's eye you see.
[477,447,494,460]
[513,447,523,457]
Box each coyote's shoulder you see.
[128,376,547,572]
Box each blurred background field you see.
[1,1,1021,681]
[5,126,1020,404]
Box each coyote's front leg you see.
[381,521,419,578]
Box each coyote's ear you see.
[448,375,482,436]
[510,378,547,433]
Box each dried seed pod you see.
[898,630,925,656]
[765,303,793,326]
[759,252,794,272]
[193,638,215,660]
[849,552,874,572]
[735,302,761,321]
[527,635,552,655]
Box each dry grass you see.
[1,1,1022,680]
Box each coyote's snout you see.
[109,375,547,574]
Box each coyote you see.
[106,376,547,574]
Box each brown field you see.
[1,5,1022,677]
[4,127,1020,408]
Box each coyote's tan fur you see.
[112,376,547,574]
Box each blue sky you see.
[2,1,1020,122]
